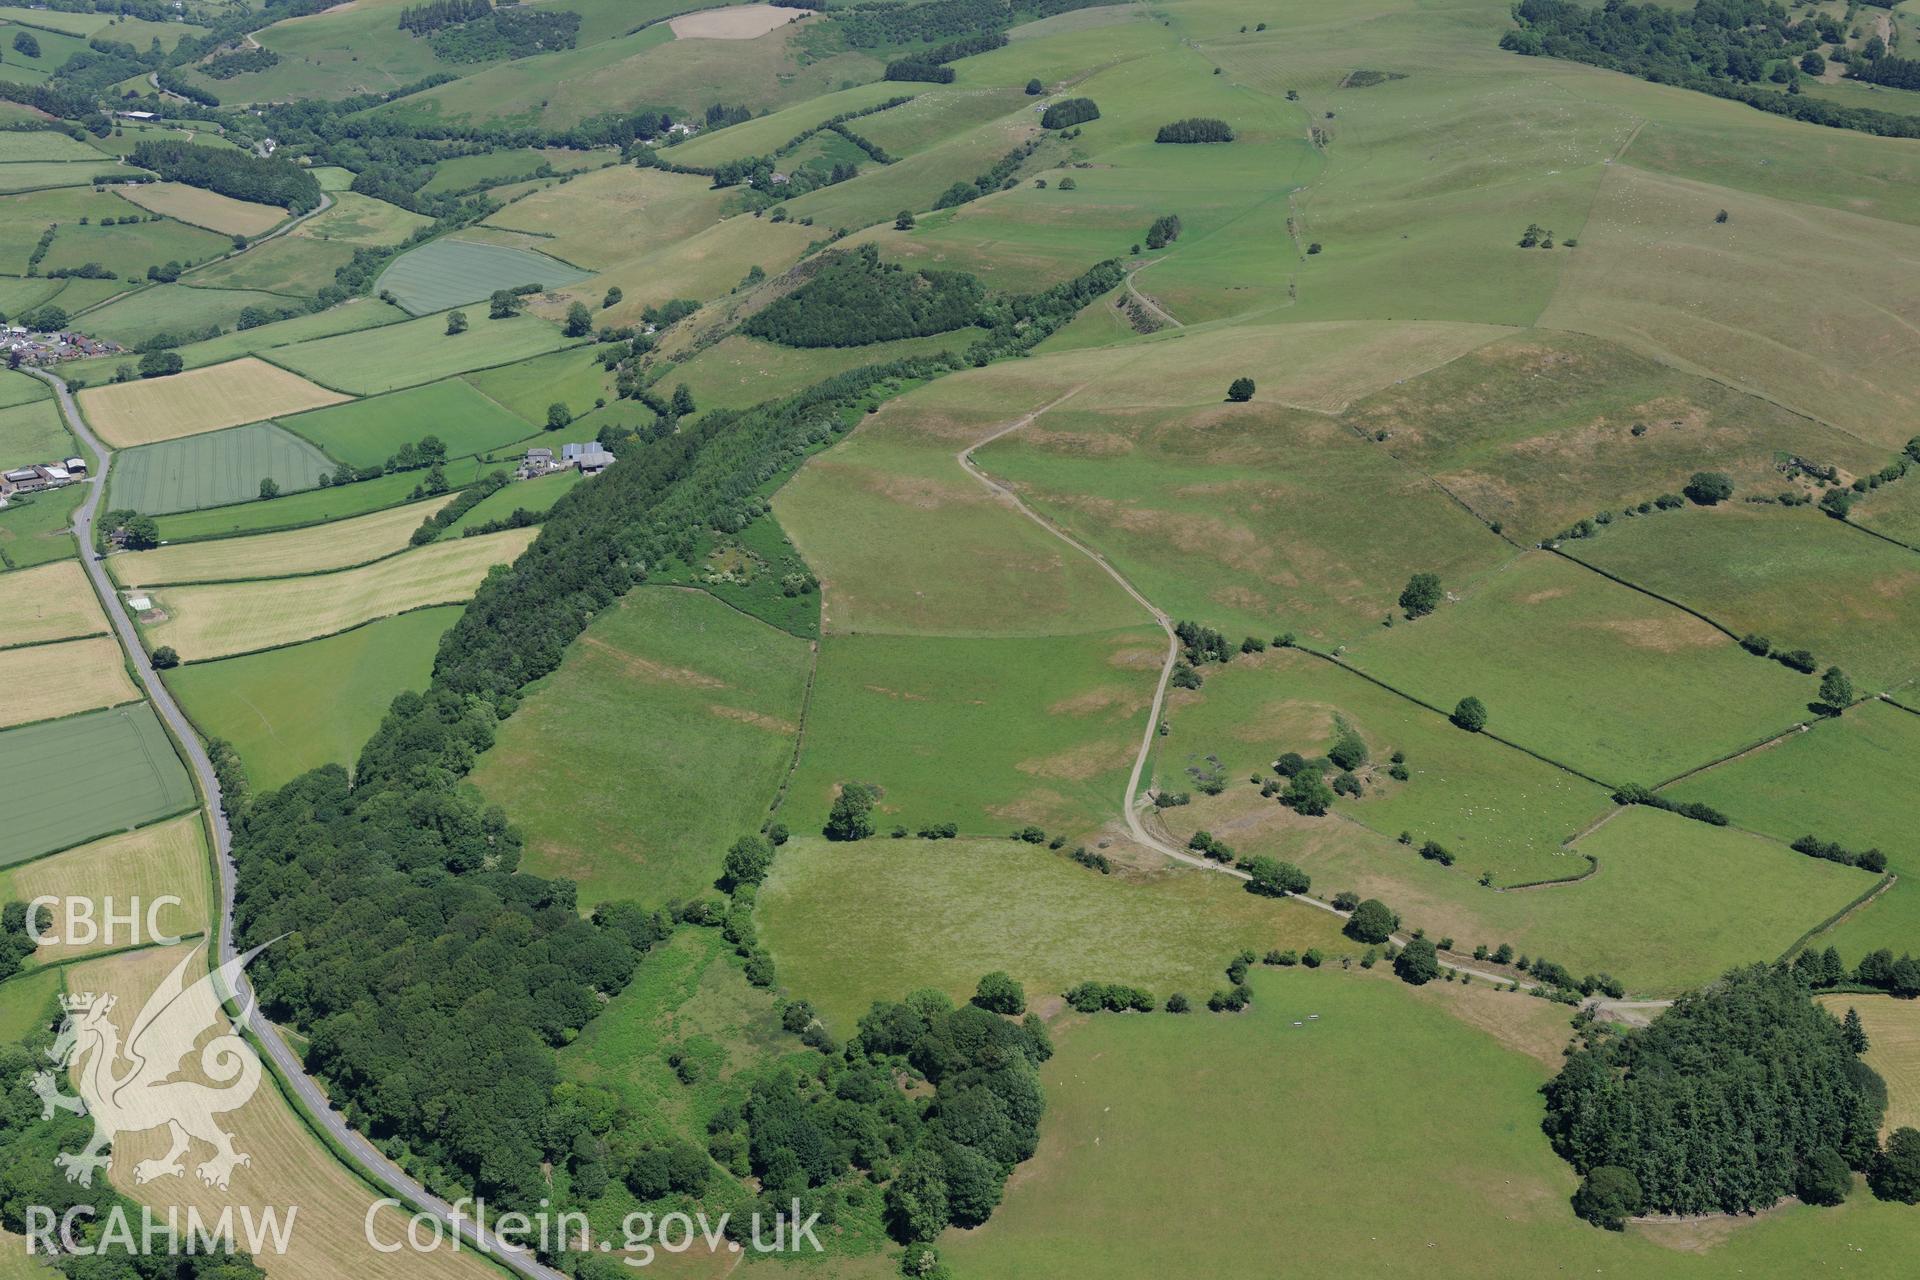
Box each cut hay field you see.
[373,236,591,314]
[150,460,485,542]
[1573,506,1920,691]
[0,636,138,729]
[1664,698,1920,965]
[945,967,1920,1279]
[1819,994,1920,1134]
[109,422,336,515]
[1154,647,1610,885]
[73,945,505,1280]
[0,702,194,866]
[785,626,1162,838]
[142,525,536,660]
[267,309,576,395]
[281,378,537,466]
[1341,551,1814,786]
[110,495,451,586]
[668,3,808,38]
[0,559,107,647]
[79,283,299,347]
[79,357,349,448]
[759,837,1354,1031]
[470,586,812,907]
[167,605,459,791]
[585,213,819,330]
[0,161,122,193]
[0,484,82,570]
[0,814,207,964]
[186,233,356,298]
[0,397,71,467]
[0,129,106,162]
[480,165,726,270]
[115,180,287,235]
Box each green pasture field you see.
[166,605,459,792]
[419,147,608,196]
[0,6,107,35]
[268,308,577,394]
[853,86,1033,159]
[1156,648,1610,885]
[109,422,334,516]
[40,213,229,282]
[0,129,104,162]
[480,165,725,271]
[784,625,1161,838]
[672,331,983,413]
[373,237,592,314]
[0,702,194,866]
[1665,699,1920,965]
[236,0,482,103]
[0,967,60,1043]
[445,468,581,534]
[0,369,48,410]
[0,23,86,75]
[1342,329,1883,542]
[164,297,408,369]
[772,411,1149,640]
[0,397,71,467]
[461,344,609,423]
[1154,771,1865,995]
[664,81,915,166]
[649,508,822,639]
[581,213,819,331]
[1574,505,1920,692]
[0,277,66,317]
[470,586,813,908]
[281,378,537,467]
[150,459,485,542]
[781,111,1042,232]
[0,485,80,569]
[1853,472,1920,547]
[291,190,431,246]
[186,233,356,297]
[309,166,355,192]
[945,966,1920,1279]
[1541,164,1920,451]
[79,282,294,346]
[759,837,1355,1031]
[1342,551,1813,785]
[381,19,876,130]
[0,161,123,193]
[0,184,130,273]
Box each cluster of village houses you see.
[3,327,123,366]
[518,442,615,479]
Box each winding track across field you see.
[33,367,569,1280]
[957,396,1554,992]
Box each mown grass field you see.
[108,422,335,515]
[79,282,301,347]
[1156,647,1610,885]
[0,636,139,730]
[291,190,431,246]
[0,397,71,467]
[445,468,581,534]
[0,160,122,193]
[74,944,505,1280]
[79,358,349,448]
[786,626,1161,838]
[1575,505,1920,692]
[147,297,409,371]
[567,207,820,330]
[0,559,107,647]
[460,344,610,423]
[0,368,49,410]
[167,605,459,791]
[1665,699,1920,965]
[1341,551,1813,785]
[0,702,193,866]
[471,586,812,907]
[111,495,450,586]
[186,233,356,298]
[374,236,591,313]
[142,525,535,660]
[0,814,207,964]
[281,377,536,466]
[268,308,577,394]
[150,460,485,542]
[1819,994,1920,1134]
[946,966,1920,1279]
[40,210,229,281]
[759,838,1355,1031]
[480,164,726,270]
[115,180,288,235]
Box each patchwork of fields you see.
[79,358,349,448]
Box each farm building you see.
[1,463,76,496]
[560,442,615,475]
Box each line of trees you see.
[1155,117,1234,142]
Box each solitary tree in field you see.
[1818,666,1855,713]
[972,971,1026,1015]
[1025,78,1044,95]
[13,30,39,57]
[258,477,279,500]
[1399,571,1443,618]
[722,834,774,887]
[1573,1166,1643,1229]
[151,646,178,669]
[445,309,468,335]
[1226,377,1255,402]
[488,289,520,319]
[602,286,622,309]
[672,383,696,416]
[895,209,916,230]
[1393,937,1441,986]
[1344,898,1397,944]
[546,402,571,430]
[1451,696,1488,733]
[564,301,593,337]
[1684,470,1733,505]
[824,782,877,841]
[1843,1007,1869,1054]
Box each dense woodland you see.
[743,246,986,347]
[126,139,323,212]
[1543,966,1886,1219]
